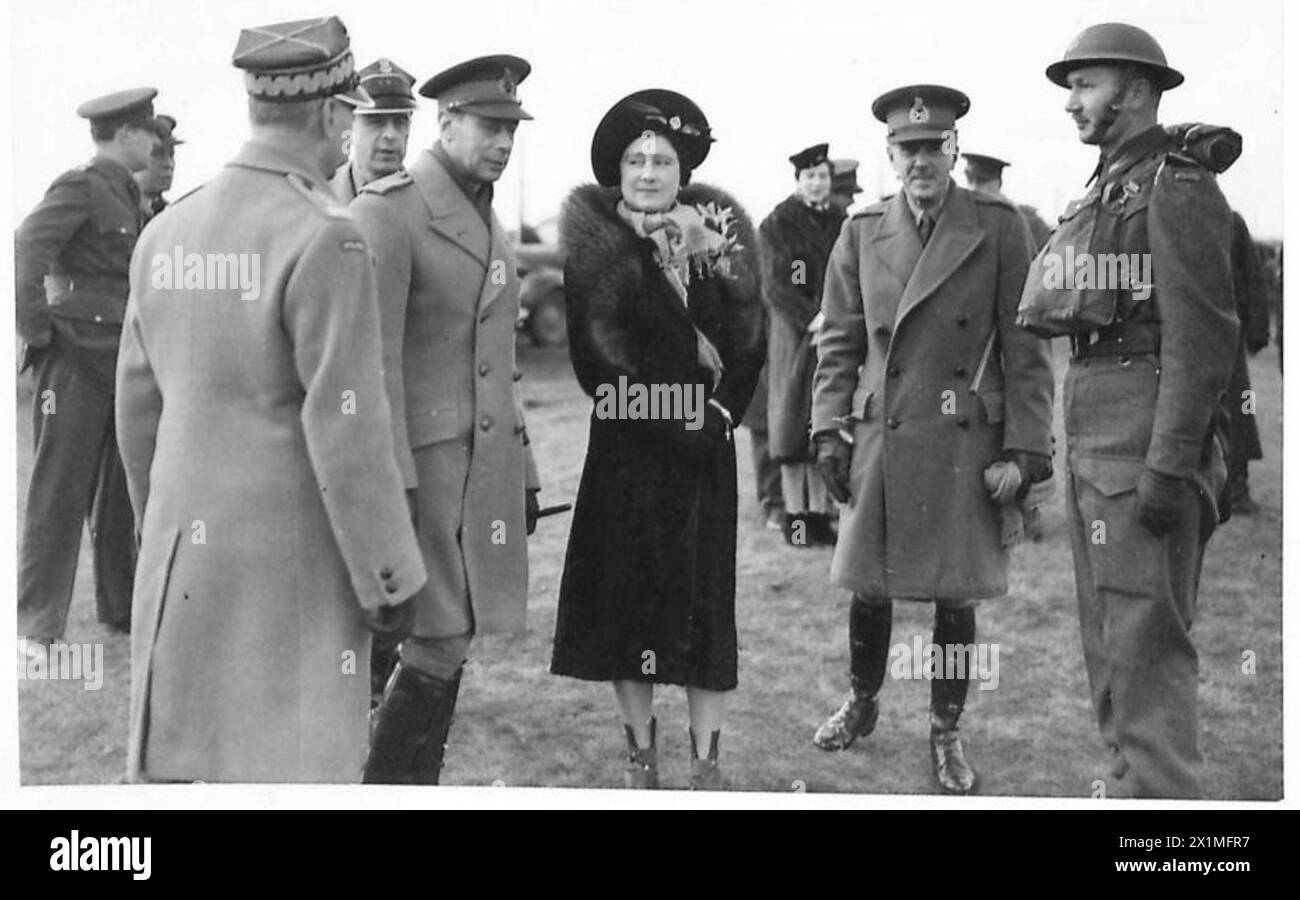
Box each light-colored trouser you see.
[780,462,833,515]
[1066,469,1204,799]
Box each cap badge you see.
[909,96,930,124]
[499,68,517,97]
[378,58,393,74]
[668,115,682,131]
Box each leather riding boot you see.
[363,664,463,785]
[689,728,723,791]
[623,717,658,789]
[814,596,892,750]
[929,605,978,794]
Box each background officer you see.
[332,57,417,202]
[351,54,543,784]
[16,88,160,650]
[961,153,1053,251]
[1020,23,1240,797]
[134,114,183,222]
[829,157,864,212]
[811,85,1054,794]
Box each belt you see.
[45,273,130,301]
[1069,321,1161,359]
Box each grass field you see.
[17,342,1283,798]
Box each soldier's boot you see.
[689,728,723,791]
[363,664,463,785]
[814,595,892,750]
[929,605,979,795]
[807,513,838,547]
[622,717,658,789]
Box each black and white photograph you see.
[4,0,1291,812]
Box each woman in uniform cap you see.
[759,143,847,548]
[550,89,765,789]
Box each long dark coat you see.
[759,196,846,460]
[550,183,765,690]
[813,183,1054,599]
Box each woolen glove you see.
[525,487,541,535]
[1136,468,1187,536]
[814,432,853,504]
[364,598,415,643]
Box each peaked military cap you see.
[871,84,970,144]
[962,153,1009,181]
[590,88,713,187]
[419,54,533,120]
[831,158,863,194]
[356,58,418,114]
[232,16,368,105]
[76,88,159,126]
[153,115,184,147]
[789,143,831,173]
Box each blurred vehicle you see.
[513,218,568,348]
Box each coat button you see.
[513,371,523,382]
[887,364,900,378]
[514,423,526,435]
[478,363,491,376]
[954,365,968,377]
[480,416,493,431]
[887,417,900,429]
[479,312,490,323]
[956,416,970,428]
[384,583,398,594]
[956,315,969,327]
[379,567,393,579]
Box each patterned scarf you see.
[616,199,709,307]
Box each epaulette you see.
[360,170,413,195]
[285,172,351,219]
[851,201,887,220]
[170,183,205,206]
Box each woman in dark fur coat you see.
[550,89,765,789]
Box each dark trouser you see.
[748,428,783,513]
[18,340,135,640]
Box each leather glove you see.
[1136,468,1187,537]
[364,598,415,644]
[1008,450,1052,500]
[525,487,541,536]
[814,432,853,504]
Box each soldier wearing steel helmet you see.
[1019,23,1241,798]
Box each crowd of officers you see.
[12,14,1276,797]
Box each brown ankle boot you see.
[623,717,658,789]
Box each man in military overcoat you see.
[811,85,1054,794]
[351,54,543,784]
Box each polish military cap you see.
[789,143,831,173]
[871,84,970,143]
[419,54,533,120]
[831,158,863,194]
[231,16,368,105]
[356,58,418,114]
[153,115,184,148]
[962,153,1009,181]
[76,87,159,127]
[589,88,713,187]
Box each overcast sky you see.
[5,0,1286,238]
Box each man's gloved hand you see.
[814,432,853,504]
[1136,468,1187,536]
[1008,450,1052,500]
[525,487,541,535]
[365,598,415,644]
